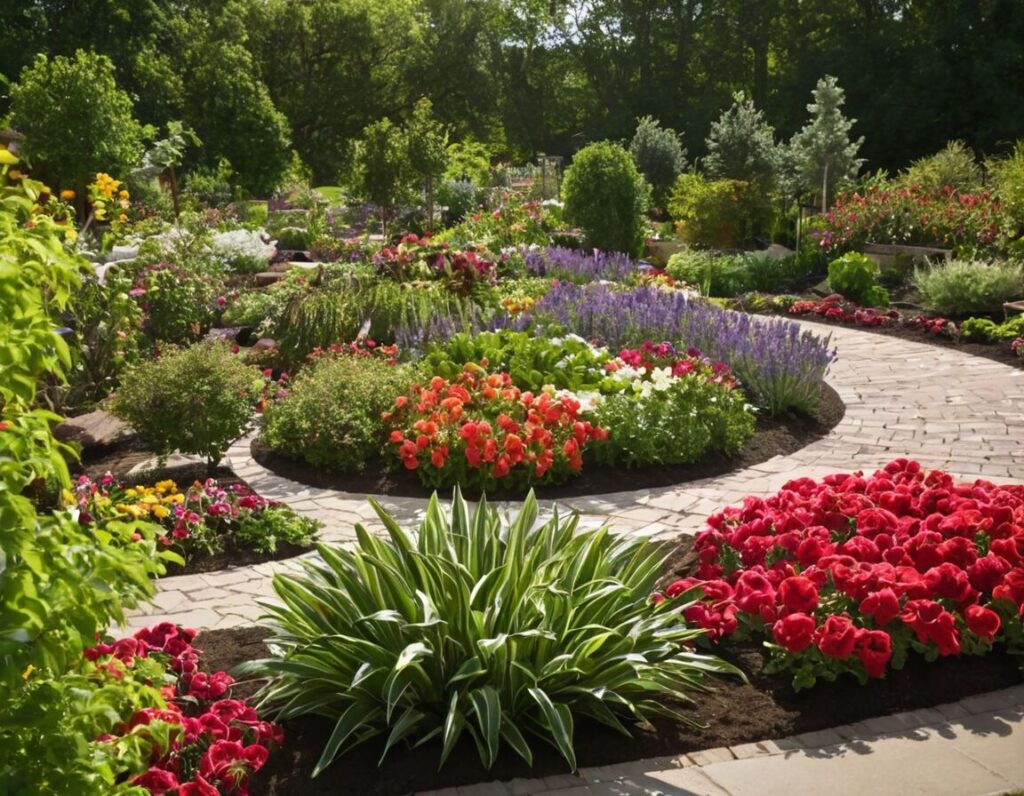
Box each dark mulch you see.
[779,312,1024,371]
[68,452,314,577]
[195,534,1023,796]
[251,383,845,501]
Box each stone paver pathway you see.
[120,321,1024,795]
[125,320,1024,633]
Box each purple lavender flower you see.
[524,247,637,283]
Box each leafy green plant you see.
[562,141,650,256]
[666,250,819,297]
[112,341,263,467]
[240,491,738,774]
[667,173,775,249]
[628,116,686,206]
[900,140,983,194]
[958,315,1024,343]
[275,226,312,250]
[913,259,1023,316]
[262,353,413,472]
[234,507,321,554]
[827,252,890,307]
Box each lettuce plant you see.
[241,491,739,774]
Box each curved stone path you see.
[126,320,1024,633]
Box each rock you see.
[255,272,285,286]
[250,337,278,354]
[205,326,250,344]
[109,245,139,261]
[54,409,134,451]
[748,243,795,260]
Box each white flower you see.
[210,228,275,263]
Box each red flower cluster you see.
[789,294,900,327]
[306,339,398,365]
[657,460,1024,689]
[812,184,1005,254]
[373,233,497,294]
[612,340,738,388]
[384,367,607,490]
[86,624,280,795]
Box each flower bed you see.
[67,473,320,574]
[658,460,1024,689]
[83,623,280,795]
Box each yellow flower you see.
[152,504,170,519]
[119,190,130,200]
[8,169,23,181]
[155,479,177,493]
[60,189,76,201]
[22,664,34,680]
[0,149,18,165]
[94,207,107,220]
[61,489,76,506]
[65,228,78,243]
[118,214,128,223]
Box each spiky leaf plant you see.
[238,490,738,775]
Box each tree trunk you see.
[426,174,434,231]
[169,165,181,218]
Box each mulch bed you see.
[69,451,313,577]
[195,533,1023,795]
[777,312,1024,371]
[251,383,846,501]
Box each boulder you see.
[54,409,134,451]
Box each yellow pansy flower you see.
[0,149,18,165]
[155,479,177,493]
[152,504,171,519]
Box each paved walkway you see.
[125,320,1024,633]
[120,321,1024,795]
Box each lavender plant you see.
[524,246,638,283]
[498,284,834,415]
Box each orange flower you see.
[60,189,76,201]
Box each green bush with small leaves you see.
[112,342,263,466]
[666,250,820,297]
[233,507,321,555]
[913,259,1023,316]
[240,491,738,775]
[958,314,1024,343]
[668,173,775,249]
[827,252,890,307]
[262,354,414,472]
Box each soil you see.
[69,448,314,577]
[251,383,846,501]
[194,531,1023,796]
[777,312,1024,371]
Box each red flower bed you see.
[789,294,961,338]
[383,367,607,491]
[87,624,281,794]
[658,460,1024,689]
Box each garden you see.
[2,3,1024,794]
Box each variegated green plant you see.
[238,490,738,775]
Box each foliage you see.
[900,140,984,194]
[130,262,224,344]
[787,76,864,204]
[562,141,649,256]
[209,228,276,274]
[958,315,1024,343]
[913,259,1023,316]
[406,98,448,225]
[666,250,820,297]
[437,179,481,225]
[628,116,686,206]
[660,460,1024,690]
[241,491,738,773]
[813,183,1006,257]
[703,92,779,189]
[442,193,565,250]
[987,140,1024,244]
[373,233,497,295]
[112,342,263,466]
[9,50,144,193]
[668,173,775,249]
[827,252,890,308]
[384,369,607,490]
[356,118,411,237]
[69,474,320,559]
[263,350,411,473]
[444,139,492,186]
[0,157,163,794]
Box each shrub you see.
[668,173,775,249]
[274,226,312,250]
[827,252,890,307]
[958,315,1024,343]
[384,369,607,490]
[913,260,1023,316]
[113,342,263,466]
[437,179,480,224]
[262,352,412,473]
[131,262,224,344]
[240,491,738,773]
[987,140,1024,241]
[659,459,1024,690]
[562,141,649,255]
[628,116,687,206]
[703,91,779,188]
[666,250,819,297]
[900,140,984,194]
[210,228,275,273]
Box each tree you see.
[133,121,201,217]
[787,75,864,209]
[562,141,650,255]
[406,98,448,229]
[703,92,779,188]
[357,119,411,239]
[9,50,143,194]
[628,115,686,207]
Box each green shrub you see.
[437,179,481,225]
[234,507,321,554]
[900,140,984,194]
[240,491,737,774]
[959,314,1024,342]
[666,250,819,297]
[628,116,686,207]
[262,354,413,472]
[112,342,263,466]
[827,252,890,307]
[913,259,1023,316]
[667,173,774,249]
[562,141,650,255]
[130,261,224,344]
[275,226,312,250]
[987,140,1024,241]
